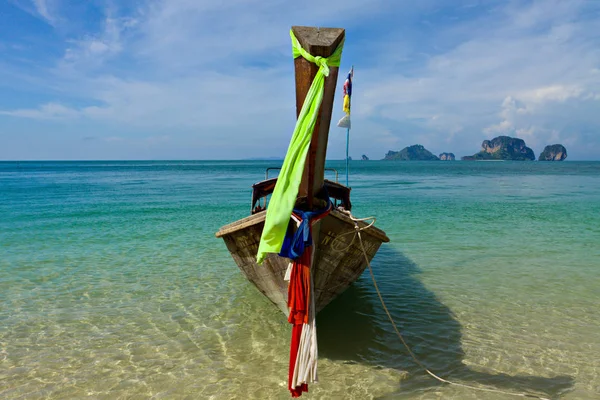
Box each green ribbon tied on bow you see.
[256,30,345,264]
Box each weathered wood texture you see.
[291,26,345,208]
[216,209,389,315]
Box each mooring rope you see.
[339,210,551,400]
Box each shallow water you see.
[1,160,599,399]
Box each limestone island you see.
[439,152,455,161]
[361,154,369,161]
[462,136,535,161]
[383,145,439,161]
[539,144,567,161]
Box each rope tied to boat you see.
[256,31,344,265]
[340,210,551,400]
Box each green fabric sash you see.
[256,30,344,264]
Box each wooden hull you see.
[215,209,389,315]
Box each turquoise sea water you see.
[1,160,599,399]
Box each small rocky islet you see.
[383,145,440,161]
[380,136,567,161]
[539,144,567,161]
[462,136,535,161]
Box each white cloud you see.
[484,120,513,135]
[0,102,79,119]
[355,1,600,158]
[5,0,398,135]
[518,85,585,104]
[60,16,134,70]
[2,0,600,159]
[32,0,56,25]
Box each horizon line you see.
[0,159,597,162]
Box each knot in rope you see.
[289,29,344,71]
[313,56,330,76]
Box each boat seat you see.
[251,178,351,214]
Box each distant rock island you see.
[439,152,455,161]
[361,154,369,161]
[539,144,567,161]
[462,136,535,161]
[383,145,439,161]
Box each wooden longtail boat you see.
[215,26,389,315]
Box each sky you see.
[0,0,599,160]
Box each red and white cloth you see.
[285,209,329,397]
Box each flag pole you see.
[337,65,353,188]
[346,65,353,187]
[345,125,350,187]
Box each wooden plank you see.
[291,26,345,209]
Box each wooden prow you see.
[291,26,345,209]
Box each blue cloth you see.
[278,199,332,260]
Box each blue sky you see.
[1,0,599,160]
